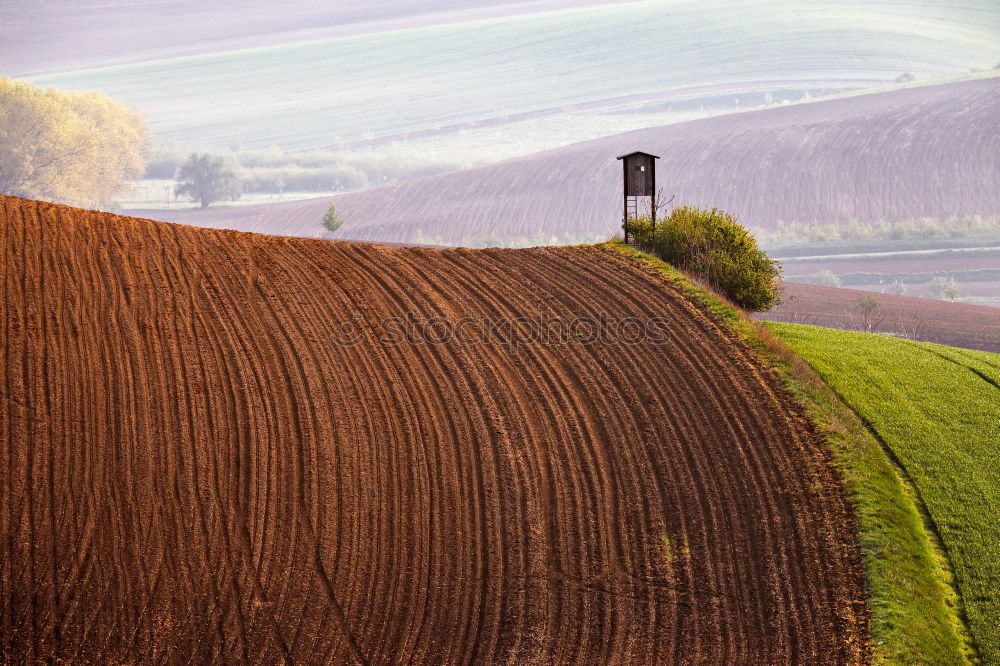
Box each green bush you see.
[625,206,782,311]
[322,204,345,235]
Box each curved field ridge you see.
[133,77,1000,243]
[0,196,867,663]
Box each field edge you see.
[607,241,974,664]
[763,322,982,664]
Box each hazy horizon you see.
[9,0,999,169]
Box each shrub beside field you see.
[767,322,1000,664]
[625,206,782,311]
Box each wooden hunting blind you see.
[617,151,659,243]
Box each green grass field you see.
[766,322,1000,664]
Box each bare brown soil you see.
[1,196,867,663]
[759,282,1000,352]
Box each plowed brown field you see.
[1,196,867,664]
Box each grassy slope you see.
[609,242,976,664]
[766,322,1000,664]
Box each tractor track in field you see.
[1,196,868,663]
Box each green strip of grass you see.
[608,242,975,664]
[766,322,999,664]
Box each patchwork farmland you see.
[1,196,867,663]
[134,77,1000,245]
[21,1,998,156]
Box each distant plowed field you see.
[135,77,1000,243]
[1,197,866,663]
[760,282,1000,353]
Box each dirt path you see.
[0,196,867,663]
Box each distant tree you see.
[853,294,885,333]
[809,269,841,288]
[174,153,241,208]
[928,276,961,301]
[888,279,907,296]
[322,203,345,235]
[928,276,947,297]
[784,308,818,326]
[0,77,149,208]
[896,310,927,341]
[894,72,916,84]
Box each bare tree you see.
[895,310,928,341]
[783,309,819,326]
[849,294,885,333]
[649,188,675,224]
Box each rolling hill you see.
[134,77,1000,244]
[776,245,1000,309]
[2,0,594,76]
[23,1,1000,159]
[0,196,868,663]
